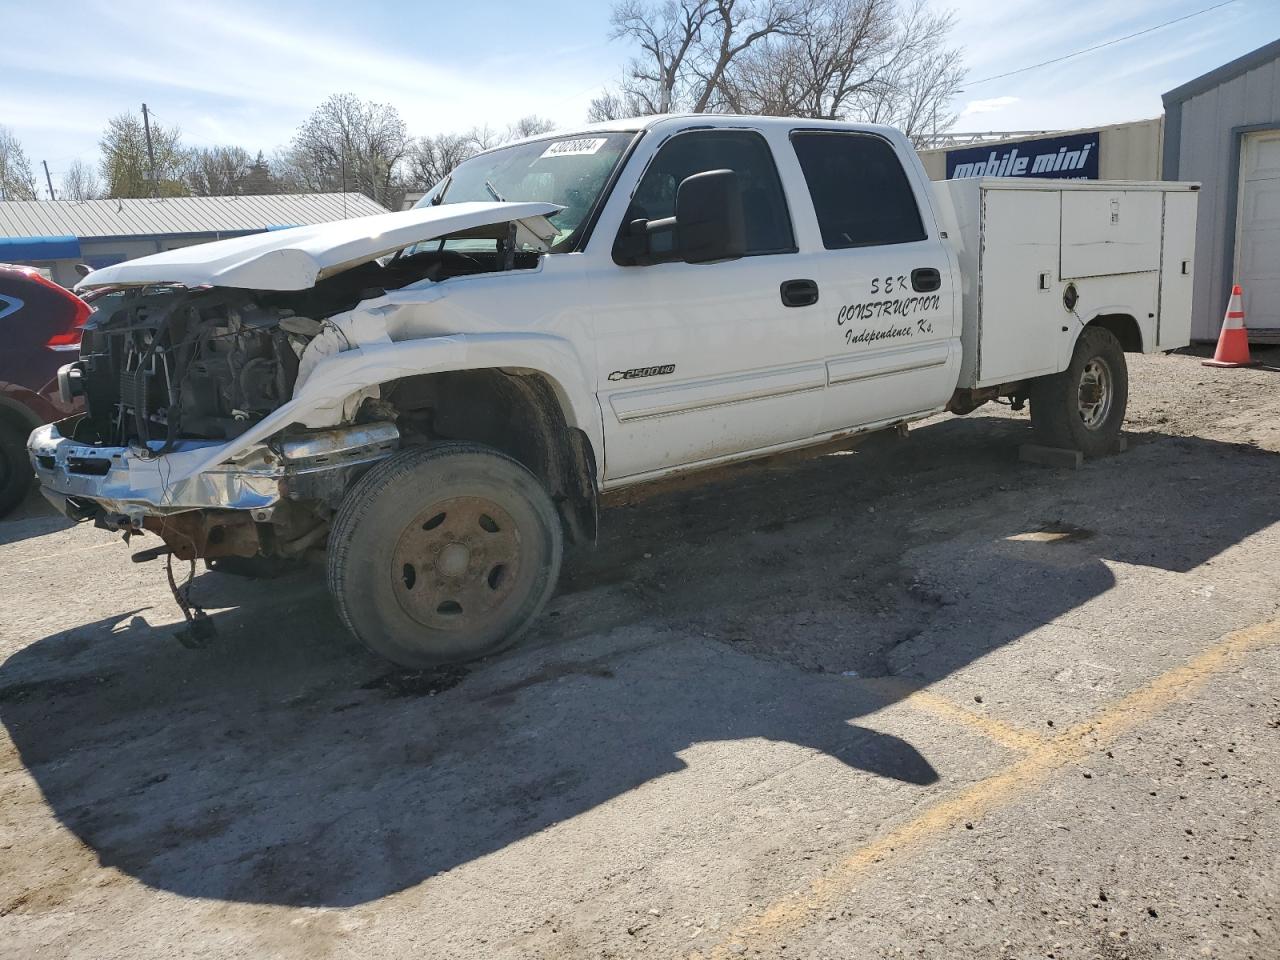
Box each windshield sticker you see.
[540,138,609,159]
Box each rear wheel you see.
[1029,326,1128,457]
[0,420,32,518]
[327,443,563,668]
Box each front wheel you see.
[327,442,563,668]
[1029,326,1128,457]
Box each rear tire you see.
[327,443,563,668]
[1029,326,1128,457]
[0,420,32,518]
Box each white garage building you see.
[1163,38,1280,341]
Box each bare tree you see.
[849,0,964,142]
[185,145,252,195]
[587,87,650,122]
[465,124,504,152]
[183,146,280,196]
[609,0,716,113]
[59,159,102,201]
[99,111,188,198]
[602,0,801,114]
[284,94,409,208]
[405,132,479,189]
[0,126,39,201]
[405,117,563,191]
[719,0,892,116]
[596,0,963,142]
[688,0,804,111]
[505,115,557,141]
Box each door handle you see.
[911,267,941,293]
[780,278,819,307]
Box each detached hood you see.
[76,201,562,292]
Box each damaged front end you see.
[29,201,562,567]
[33,276,407,560]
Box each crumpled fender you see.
[142,331,602,488]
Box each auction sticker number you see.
[540,138,609,159]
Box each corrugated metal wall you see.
[1168,54,1280,340]
[916,118,1163,182]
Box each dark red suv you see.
[0,265,87,516]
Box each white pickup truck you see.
[29,115,1198,667]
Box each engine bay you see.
[73,242,540,448]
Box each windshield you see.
[414,132,637,252]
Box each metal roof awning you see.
[0,235,81,261]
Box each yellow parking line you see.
[696,619,1280,959]
[860,676,1048,754]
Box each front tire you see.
[1029,326,1128,457]
[327,443,563,668]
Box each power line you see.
[963,0,1239,88]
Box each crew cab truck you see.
[28,115,1199,668]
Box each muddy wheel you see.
[327,442,563,668]
[1029,326,1128,457]
[0,420,32,518]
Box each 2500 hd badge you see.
[608,364,676,381]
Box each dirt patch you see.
[359,664,470,698]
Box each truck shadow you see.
[2,419,1277,908]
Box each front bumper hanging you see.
[29,419,400,526]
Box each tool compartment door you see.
[1060,189,1162,279]
[975,188,1061,385]
[1157,190,1197,350]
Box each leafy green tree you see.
[99,111,188,198]
[0,126,38,200]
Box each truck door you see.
[590,128,826,482]
[786,131,960,433]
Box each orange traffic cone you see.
[1203,284,1255,368]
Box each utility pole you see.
[141,102,158,197]
[42,160,55,200]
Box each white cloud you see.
[3,0,617,174]
[959,97,1021,119]
[932,0,1263,132]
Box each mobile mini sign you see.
[946,131,1100,181]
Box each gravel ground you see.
[1,347,1278,960]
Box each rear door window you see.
[791,132,926,249]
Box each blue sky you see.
[1,0,1276,190]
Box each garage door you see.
[1236,130,1280,333]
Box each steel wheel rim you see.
[391,496,523,632]
[1077,357,1113,430]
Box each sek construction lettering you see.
[837,294,941,324]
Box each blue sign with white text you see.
[946,131,1100,180]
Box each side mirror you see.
[674,168,745,264]
[613,168,747,266]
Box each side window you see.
[791,132,926,249]
[622,129,795,257]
